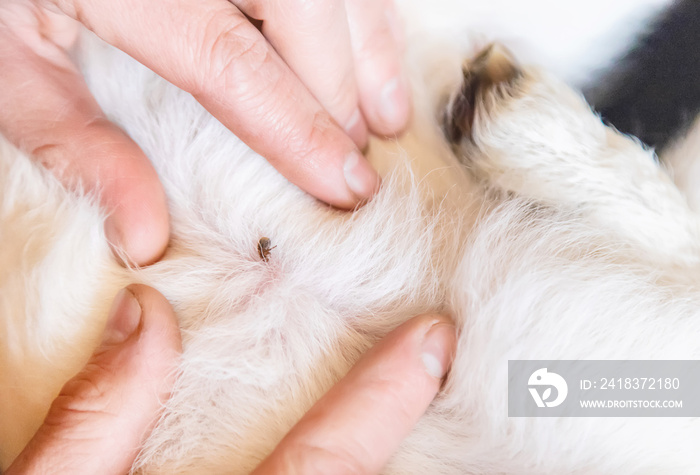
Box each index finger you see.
[252,314,457,474]
[49,0,380,208]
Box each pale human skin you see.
[6,285,456,474]
[0,0,411,266]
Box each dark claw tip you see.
[443,44,522,147]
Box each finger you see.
[5,284,182,475]
[0,6,169,266]
[346,0,411,136]
[237,0,368,149]
[49,0,380,208]
[253,314,456,475]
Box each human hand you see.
[0,0,410,266]
[253,313,456,474]
[6,289,454,474]
[5,285,183,474]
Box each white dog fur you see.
[3,0,699,473]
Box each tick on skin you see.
[257,237,276,262]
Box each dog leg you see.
[443,45,700,266]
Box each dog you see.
[3,0,699,473]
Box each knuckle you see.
[358,22,395,61]
[60,375,105,404]
[286,109,336,165]
[366,374,421,423]
[252,107,334,174]
[44,366,116,426]
[192,10,273,98]
[350,0,397,62]
[31,142,67,175]
[50,0,90,30]
[324,74,359,120]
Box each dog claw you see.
[443,44,522,146]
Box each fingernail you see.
[343,151,381,201]
[344,108,369,150]
[379,75,410,132]
[102,287,142,345]
[421,322,457,379]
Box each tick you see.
[257,237,276,262]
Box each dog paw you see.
[440,42,606,196]
[442,43,523,150]
[441,44,700,262]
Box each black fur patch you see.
[586,0,700,151]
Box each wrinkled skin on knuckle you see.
[29,116,121,183]
[322,73,358,120]
[65,361,118,401]
[43,372,116,431]
[41,0,92,32]
[32,142,69,176]
[273,109,336,174]
[36,0,72,16]
[356,22,395,65]
[193,9,274,102]
[365,373,422,425]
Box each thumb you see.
[253,314,457,475]
[6,285,182,475]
